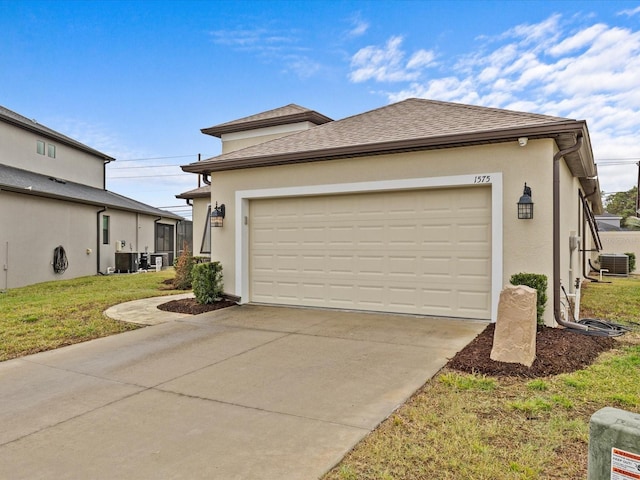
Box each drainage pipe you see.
[553,135,589,330]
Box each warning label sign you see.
[612,448,640,480]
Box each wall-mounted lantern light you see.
[210,202,226,228]
[517,183,534,219]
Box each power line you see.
[115,154,215,163]
[109,173,194,179]
[109,164,186,170]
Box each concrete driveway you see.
[0,304,486,479]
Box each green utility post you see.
[588,407,640,479]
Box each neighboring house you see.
[181,99,603,326]
[0,105,183,289]
[595,212,640,272]
[595,212,623,231]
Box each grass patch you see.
[325,277,640,480]
[0,270,183,361]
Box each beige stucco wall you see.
[190,197,211,257]
[98,211,177,273]
[0,189,179,288]
[0,191,98,289]
[596,232,640,273]
[206,138,588,325]
[221,122,318,153]
[0,121,106,188]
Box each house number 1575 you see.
[474,175,491,184]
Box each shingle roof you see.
[184,98,588,174]
[176,184,210,199]
[0,105,115,161]
[201,104,333,137]
[0,163,182,219]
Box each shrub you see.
[173,242,194,290]
[509,272,548,326]
[625,252,636,272]
[192,262,224,304]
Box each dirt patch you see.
[446,323,617,378]
[157,297,237,315]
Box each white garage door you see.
[249,187,491,319]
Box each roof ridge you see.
[403,97,571,122]
[186,97,587,173]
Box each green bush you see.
[509,272,548,326]
[625,252,636,272]
[192,262,224,304]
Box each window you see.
[37,140,45,155]
[47,144,56,158]
[102,216,110,245]
[200,204,211,254]
[155,223,174,252]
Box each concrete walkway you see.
[0,299,487,479]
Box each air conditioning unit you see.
[599,254,629,276]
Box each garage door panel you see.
[250,187,491,319]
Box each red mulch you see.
[158,297,617,378]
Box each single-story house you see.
[0,105,183,289]
[181,99,603,326]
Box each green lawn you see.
[2,272,638,478]
[0,270,185,361]
[324,277,640,480]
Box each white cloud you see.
[406,49,436,69]
[349,36,436,82]
[548,23,608,56]
[359,13,640,194]
[618,5,640,17]
[347,17,369,37]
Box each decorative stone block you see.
[490,285,537,367]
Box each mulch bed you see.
[158,296,617,378]
[157,297,237,315]
[447,323,617,378]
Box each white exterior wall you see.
[0,121,105,188]
[206,139,586,325]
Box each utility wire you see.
[115,154,215,163]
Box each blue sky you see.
[2,0,639,220]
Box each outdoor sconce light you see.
[210,202,226,228]
[517,183,534,219]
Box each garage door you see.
[249,187,491,319]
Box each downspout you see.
[581,189,600,282]
[553,135,589,330]
[96,207,107,274]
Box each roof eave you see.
[201,111,333,138]
[183,121,589,174]
[0,185,182,219]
